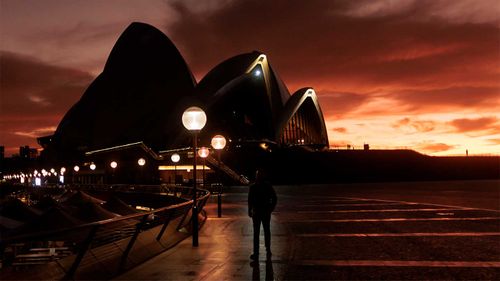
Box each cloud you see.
[448,116,499,133]
[417,141,456,153]
[341,0,417,18]
[318,91,371,117]
[393,117,436,133]
[0,118,60,156]
[0,51,93,117]
[168,0,499,91]
[0,51,93,155]
[391,86,500,111]
[14,127,57,139]
[332,127,348,133]
[486,138,500,145]
[330,140,353,148]
[1,0,177,74]
[341,0,500,25]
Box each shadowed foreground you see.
[115,180,500,280]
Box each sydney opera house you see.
[40,22,328,159]
[34,22,329,183]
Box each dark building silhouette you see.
[19,146,38,160]
[37,135,52,150]
[40,22,328,162]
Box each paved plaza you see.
[115,180,500,280]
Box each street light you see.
[90,163,96,171]
[110,161,117,184]
[138,158,146,183]
[171,153,180,185]
[182,106,207,247]
[211,134,226,217]
[198,147,209,188]
[138,158,146,166]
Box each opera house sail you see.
[40,22,328,162]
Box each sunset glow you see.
[1,0,498,156]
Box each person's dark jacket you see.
[248,181,277,217]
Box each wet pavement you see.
[115,180,500,280]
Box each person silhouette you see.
[248,168,277,261]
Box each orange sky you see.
[1,0,499,156]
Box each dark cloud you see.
[340,0,499,25]
[391,86,500,111]
[317,91,370,117]
[448,117,499,133]
[0,51,93,153]
[168,0,499,96]
[0,51,93,117]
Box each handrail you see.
[1,185,209,244]
[0,184,211,280]
[205,155,250,185]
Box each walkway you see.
[115,181,500,280]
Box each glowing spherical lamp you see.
[182,106,206,131]
[198,147,210,158]
[171,153,180,163]
[138,158,146,166]
[211,135,226,150]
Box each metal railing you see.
[0,184,210,280]
[205,155,250,185]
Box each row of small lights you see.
[70,134,226,173]
[4,167,67,180]
[72,157,147,172]
[3,139,225,181]
[4,136,226,183]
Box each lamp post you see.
[171,153,180,185]
[198,147,209,188]
[211,135,226,217]
[138,158,146,183]
[59,167,66,185]
[182,106,207,247]
[73,166,79,185]
[110,161,117,184]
